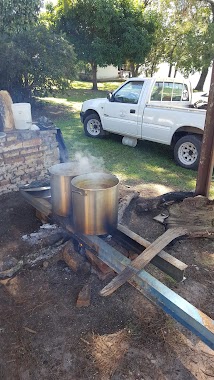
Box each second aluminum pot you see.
[71,172,119,235]
[49,162,80,216]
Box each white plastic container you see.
[122,136,137,147]
[11,103,32,130]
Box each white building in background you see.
[97,65,119,80]
[97,63,212,92]
[155,63,211,93]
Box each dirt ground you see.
[0,187,214,380]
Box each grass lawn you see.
[38,81,214,198]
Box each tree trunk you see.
[194,67,209,91]
[130,62,138,77]
[151,62,156,77]
[91,62,98,91]
[130,62,134,77]
[168,63,173,77]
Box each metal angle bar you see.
[20,189,52,216]
[78,233,214,350]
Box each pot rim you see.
[49,162,80,176]
[71,172,119,191]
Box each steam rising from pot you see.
[73,151,105,174]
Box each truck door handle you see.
[130,109,135,113]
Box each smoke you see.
[74,151,106,174]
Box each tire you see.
[174,135,202,170]
[84,113,106,138]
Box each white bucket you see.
[11,103,32,130]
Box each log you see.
[136,191,194,213]
[118,191,139,222]
[62,240,90,273]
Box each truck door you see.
[102,81,144,137]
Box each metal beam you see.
[76,233,214,350]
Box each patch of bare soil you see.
[0,190,213,380]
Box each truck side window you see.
[151,82,190,102]
[172,83,189,101]
[151,82,163,101]
[114,81,144,104]
[172,83,182,101]
[162,82,173,101]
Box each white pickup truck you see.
[80,77,206,169]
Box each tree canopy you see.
[0,25,76,101]
[0,1,77,100]
[57,0,158,89]
[145,0,214,89]
[0,0,42,34]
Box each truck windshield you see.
[114,81,144,104]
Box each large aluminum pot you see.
[71,172,119,235]
[49,162,81,216]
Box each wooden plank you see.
[100,227,187,297]
[116,224,187,281]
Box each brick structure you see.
[0,129,60,194]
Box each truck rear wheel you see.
[84,114,106,138]
[174,135,202,170]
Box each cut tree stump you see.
[166,196,214,237]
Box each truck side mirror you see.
[107,92,115,102]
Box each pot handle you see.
[71,189,87,196]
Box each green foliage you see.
[0,25,76,101]
[0,0,42,34]
[56,0,158,84]
[146,0,214,77]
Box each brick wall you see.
[0,129,60,194]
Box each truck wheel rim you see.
[178,142,198,165]
[87,119,101,135]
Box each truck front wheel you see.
[174,135,202,170]
[84,114,106,138]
